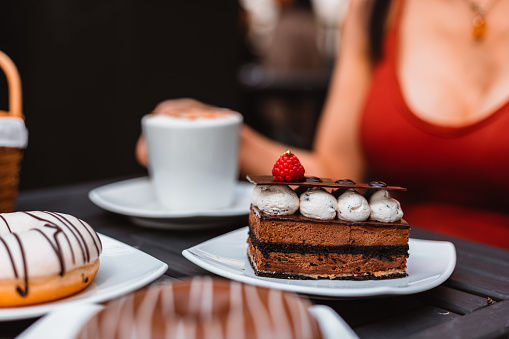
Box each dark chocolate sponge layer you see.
[249,228,409,259]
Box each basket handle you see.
[0,50,23,119]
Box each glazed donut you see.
[77,277,322,339]
[0,211,102,307]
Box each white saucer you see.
[0,234,168,321]
[89,177,253,229]
[182,227,457,298]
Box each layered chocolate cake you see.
[247,175,410,280]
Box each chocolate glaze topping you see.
[303,176,322,183]
[247,175,406,191]
[335,179,356,185]
[369,181,388,188]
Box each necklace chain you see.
[463,0,501,40]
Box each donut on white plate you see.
[0,211,102,307]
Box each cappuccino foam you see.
[145,108,241,127]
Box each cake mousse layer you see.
[248,206,409,280]
[249,206,410,247]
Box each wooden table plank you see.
[314,296,424,328]
[445,268,509,300]
[410,228,509,262]
[456,255,509,284]
[453,241,509,264]
[418,286,490,315]
[0,318,39,339]
[408,299,509,339]
[456,253,509,281]
[354,305,460,338]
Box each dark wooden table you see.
[3,177,509,339]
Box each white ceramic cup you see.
[142,108,243,211]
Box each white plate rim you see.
[0,234,168,321]
[88,176,253,219]
[182,227,457,298]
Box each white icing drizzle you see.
[161,282,175,316]
[81,311,99,338]
[189,276,203,316]
[186,318,198,339]
[201,276,214,321]
[101,293,127,339]
[226,281,245,339]
[136,285,161,339]
[245,283,273,339]
[286,293,312,339]
[268,289,292,339]
[174,319,187,339]
[118,291,136,339]
[207,313,224,339]
[297,297,314,339]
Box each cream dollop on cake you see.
[251,185,404,223]
[251,185,299,216]
[336,189,371,222]
[299,188,336,220]
[369,190,404,222]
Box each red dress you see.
[361,1,509,249]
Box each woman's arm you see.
[240,0,374,181]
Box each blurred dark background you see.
[0,0,337,190]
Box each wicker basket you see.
[0,51,25,212]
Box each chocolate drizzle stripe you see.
[0,215,12,233]
[45,212,89,263]
[248,229,409,258]
[12,233,29,297]
[24,212,77,265]
[32,228,66,276]
[0,236,19,278]
[76,218,101,257]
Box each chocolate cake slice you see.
[246,175,410,280]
